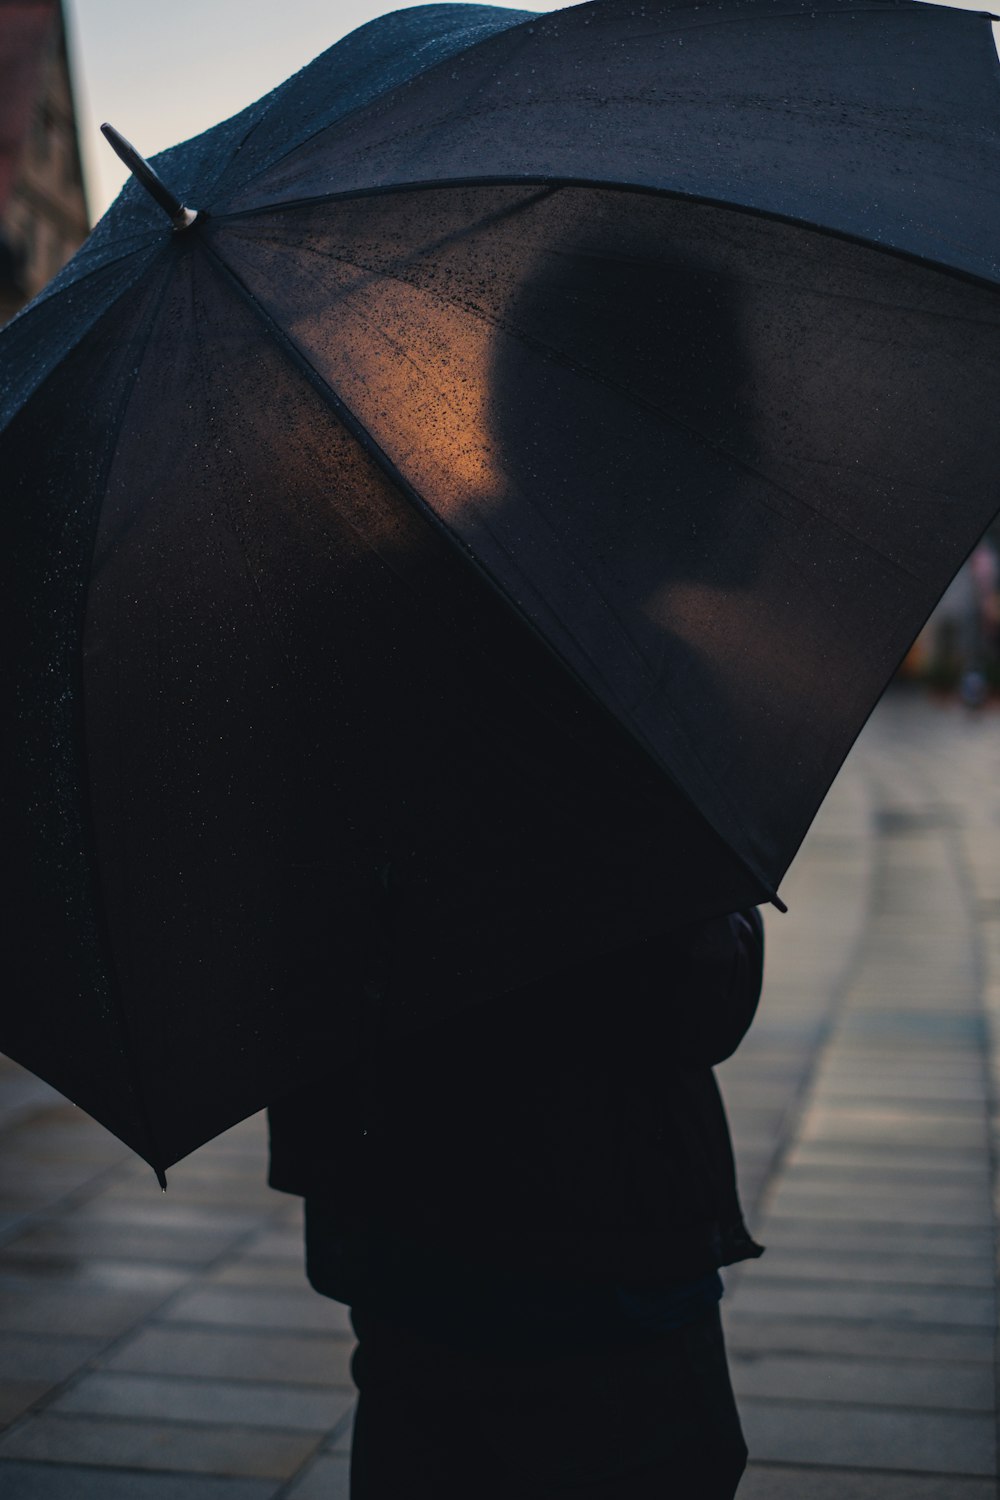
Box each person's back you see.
[269,908,764,1497]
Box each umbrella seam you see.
[0,244,163,436]
[209,176,1000,295]
[74,259,178,1186]
[200,0,988,213]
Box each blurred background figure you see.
[911,536,1000,706]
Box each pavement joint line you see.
[0,1446,318,1483]
[149,1320,354,1341]
[744,1457,999,1479]
[734,1394,996,1417]
[5,1407,344,1438]
[730,1315,994,1331]
[732,1349,992,1368]
[729,1346,994,1366]
[54,1368,357,1394]
[739,1275,995,1294]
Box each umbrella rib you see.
[0,243,164,435]
[193,233,783,907]
[201,1,988,215]
[211,176,1000,298]
[1,231,161,326]
[74,259,179,1187]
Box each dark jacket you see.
[268,909,764,1315]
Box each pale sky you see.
[67,1,572,220]
[66,0,997,223]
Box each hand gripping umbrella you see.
[3,0,1000,1179]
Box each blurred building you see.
[0,0,89,324]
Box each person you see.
[268,907,764,1498]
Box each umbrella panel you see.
[72,237,759,1169]
[3,265,175,1170]
[209,183,1000,883]
[8,174,1000,1169]
[220,0,1000,289]
[5,0,1000,1170]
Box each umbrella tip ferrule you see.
[101,122,200,232]
[769,893,788,914]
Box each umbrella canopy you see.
[3,0,1000,1176]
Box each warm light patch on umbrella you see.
[275,258,509,519]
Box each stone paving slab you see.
[238,1229,309,1263]
[752,1219,994,1259]
[768,1171,993,1206]
[0,1335,107,1384]
[0,1259,189,1295]
[103,1327,355,1387]
[732,1281,995,1328]
[66,1200,266,1235]
[738,1399,995,1475]
[0,1286,175,1339]
[50,1373,356,1433]
[723,1312,996,1366]
[729,1352,994,1410]
[760,1192,994,1228]
[748,1249,996,1290]
[783,1144,990,1178]
[0,1467,279,1500]
[283,1451,351,1498]
[768,1172,992,1205]
[0,1412,321,1480]
[2,1220,254,1266]
[737,1466,998,1499]
[795,1107,988,1149]
[207,1260,308,1290]
[159,1287,352,1334]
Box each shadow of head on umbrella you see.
[482,187,767,720]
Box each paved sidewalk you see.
[0,690,997,1496]
[723,691,1000,1497]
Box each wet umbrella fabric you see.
[3,0,1000,1177]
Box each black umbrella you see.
[3,0,1000,1179]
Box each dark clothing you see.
[270,909,763,1496]
[268,909,765,1317]
[348,1303,747,1499]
